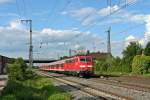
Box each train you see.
[39,55,94,77]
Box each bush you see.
[132,55,150,74]
[7,63,24,80]
[1,77,71,100]
[7,58,28,80]
[94,57,132,75]
[94,58,113,74]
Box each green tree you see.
[132,55,150,74]
[8,58,27,80]
[122,42,143,72]
[144,42,150,56]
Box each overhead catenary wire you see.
[36,0,144,58]
[81,0,139,32]
[48,0,72,27]
[15,0,28,18]
[15,0,22,18]
[114,22,146,35]
[22,0,28,18]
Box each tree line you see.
[94,42,150,75]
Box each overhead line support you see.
[21,19,33,68]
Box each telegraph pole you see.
[21,19,33,68]
[106,0,111,56]
[69,49,71,57]
[107,27,111,56]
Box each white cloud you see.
[9,20,26,30]
[125,15,150,47]
[0,20,103,59]
[69,7,96,18]
[0,13,18,17]
[127,0,138,3]
[63,4,145,26]
[98,5,119,16]
[144,15,150,42]
[125,35,138,46]
[0,0,12,4]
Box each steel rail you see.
[35,70,132,100]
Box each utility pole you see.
[21,19,33,68]
[107,27,111,56]
[106,0,111,57]
[69,49,71,57]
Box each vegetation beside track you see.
[0,58,71,100]
[94,42,150,77]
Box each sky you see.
[0,0,150,59]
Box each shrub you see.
[7,63,24,80]
[132,55,150,74]
[7,58,28,80]
[94,59,112,74]
[1,77,71,100]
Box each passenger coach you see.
[40,55,93,77]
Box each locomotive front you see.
[78,55,93,77]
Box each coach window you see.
[69,60,72,63]
[72,59,75,63]
[66,60,69,63]
[75,58,78,62]
[57,64,59,68]
[52,65,54,69]
[70,60,72,63]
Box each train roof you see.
[41,55,92,66]
[62,55,92,59]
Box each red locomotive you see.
[40,55,93,77]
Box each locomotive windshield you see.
[80,58,91,62]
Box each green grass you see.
[95,71,150,78]
[0,76,71,100]
[95,71,130,76]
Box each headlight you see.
[88,65,92,67]
[80,65,85,67]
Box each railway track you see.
[62,76,150,100]
[35,70,133,100]
[91,78,150,93]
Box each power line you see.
[15,0,22,18]
[114,22,146,35]
[48,0,72,27]
[22,0,28,18]
[81,0,139,32]
[15,0,28,18]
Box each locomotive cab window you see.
[80,58,86,62]
[86,58,91,62]
[80,58,91,62]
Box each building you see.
[0,55,11,74]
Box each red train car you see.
[40,55,93,77]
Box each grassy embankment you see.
[1,76,71,100]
